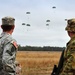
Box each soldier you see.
[59,18,75,75]
[0,16,18,75]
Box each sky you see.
[0,0,75,47]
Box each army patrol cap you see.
[2,16,15,25]
[65,18,75,32]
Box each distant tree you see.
[18,45,65,51]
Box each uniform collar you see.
[67,36,75,46]
[0,32,11,38]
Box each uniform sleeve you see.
[2,41,18,72]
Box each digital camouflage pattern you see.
[65,18,75,32]
[59,18,75,75]
[0,32,18,75]
[2,16,15,25]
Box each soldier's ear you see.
[1,25,4,29]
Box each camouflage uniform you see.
[0,17,18,75]
[59,19,75,75]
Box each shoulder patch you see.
[11,41,18,48]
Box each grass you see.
[16,51,61,75]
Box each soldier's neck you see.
[3,30,13,35]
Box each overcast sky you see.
[0,0,75,47]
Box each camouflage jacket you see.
[59,36,75,75]
[0,32,18,74]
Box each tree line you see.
[18,45,65,51]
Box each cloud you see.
[0,0,74,47]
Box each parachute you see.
[22,23,25,25]
[46,20,50,29]
[26,11,31,22]
[26,12,30,14]
[65,19,67,21]
[46,20,50,22]
[52,6,56,9]
[26,24,30,26]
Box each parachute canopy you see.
[46,20,50,22]
[26,24,30,26]
[26,12,30,14]
[22,23,25,25]
[52,6,56,9]
[65,19,67,21]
